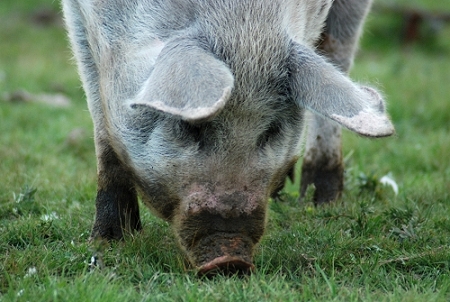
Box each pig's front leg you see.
[91,137,142,240]
[300,0,373,203]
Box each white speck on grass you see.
[40,212,59,222]
[24,267,37,278]
[380,174,399,195]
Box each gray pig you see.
[62,0,394,275]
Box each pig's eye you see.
[174,121,205,147]
[257,122,282,149]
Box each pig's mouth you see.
[182,231,258,277]
[198,255,255,277]
[194,234,256,277]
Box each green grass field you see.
[1,0,449,301]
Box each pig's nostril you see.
[198,256,255,278]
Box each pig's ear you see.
[290,43,394,137]
[130,39,234,123]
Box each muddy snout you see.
[196,234,255,277]
[176,186,267,276]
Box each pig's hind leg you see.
[300,0,373,204]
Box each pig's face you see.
[125,87,305,271]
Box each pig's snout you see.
[195,234,255,277]
[176,185,267,276]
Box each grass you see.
[1,0,449,301]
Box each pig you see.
[62,0,394,276]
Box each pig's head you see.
[102,12,394,275]
[118,37,394,275]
